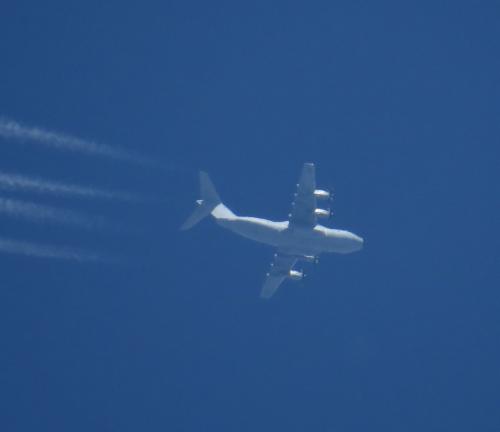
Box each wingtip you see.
[179,221,192,231]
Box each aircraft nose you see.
[354,234,364,250]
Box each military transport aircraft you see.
[181,163,363,299]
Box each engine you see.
[314,208,330,218]
[300,255,318,263]
[314,189,331,200]
[287,270,304,281]
[276,253,318,264]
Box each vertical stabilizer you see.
[180,171,223,230]
[199,171,220,205]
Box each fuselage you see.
[213,205,363,256]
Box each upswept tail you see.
[180,171,234,230]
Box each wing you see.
[260,253,297,299]
[289,162,317,228]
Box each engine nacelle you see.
[300,255,318,263]
[288,270,304,281]
[279,253,319,264]
[314,208,330,218]
[314,189,331,200]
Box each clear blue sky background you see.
[1,1,499,431]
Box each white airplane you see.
[181,163,363,298]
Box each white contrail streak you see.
[0,237,106,262]
[0,197,107,230]
[0,171,137,201]
[0,117,158,167]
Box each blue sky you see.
[1,1,499,431]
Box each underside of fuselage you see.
[215,214,363,255]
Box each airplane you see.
[181,163,363,299]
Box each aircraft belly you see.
[219,218,284,246]
[278,237,323,255]
[217,218,362,254]
[275,229,325,255]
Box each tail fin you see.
[180,172,222,230]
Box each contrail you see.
[0,236,107,262]
[0,196,108,230]
[0,171,138,202]
[0,117,159,167]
